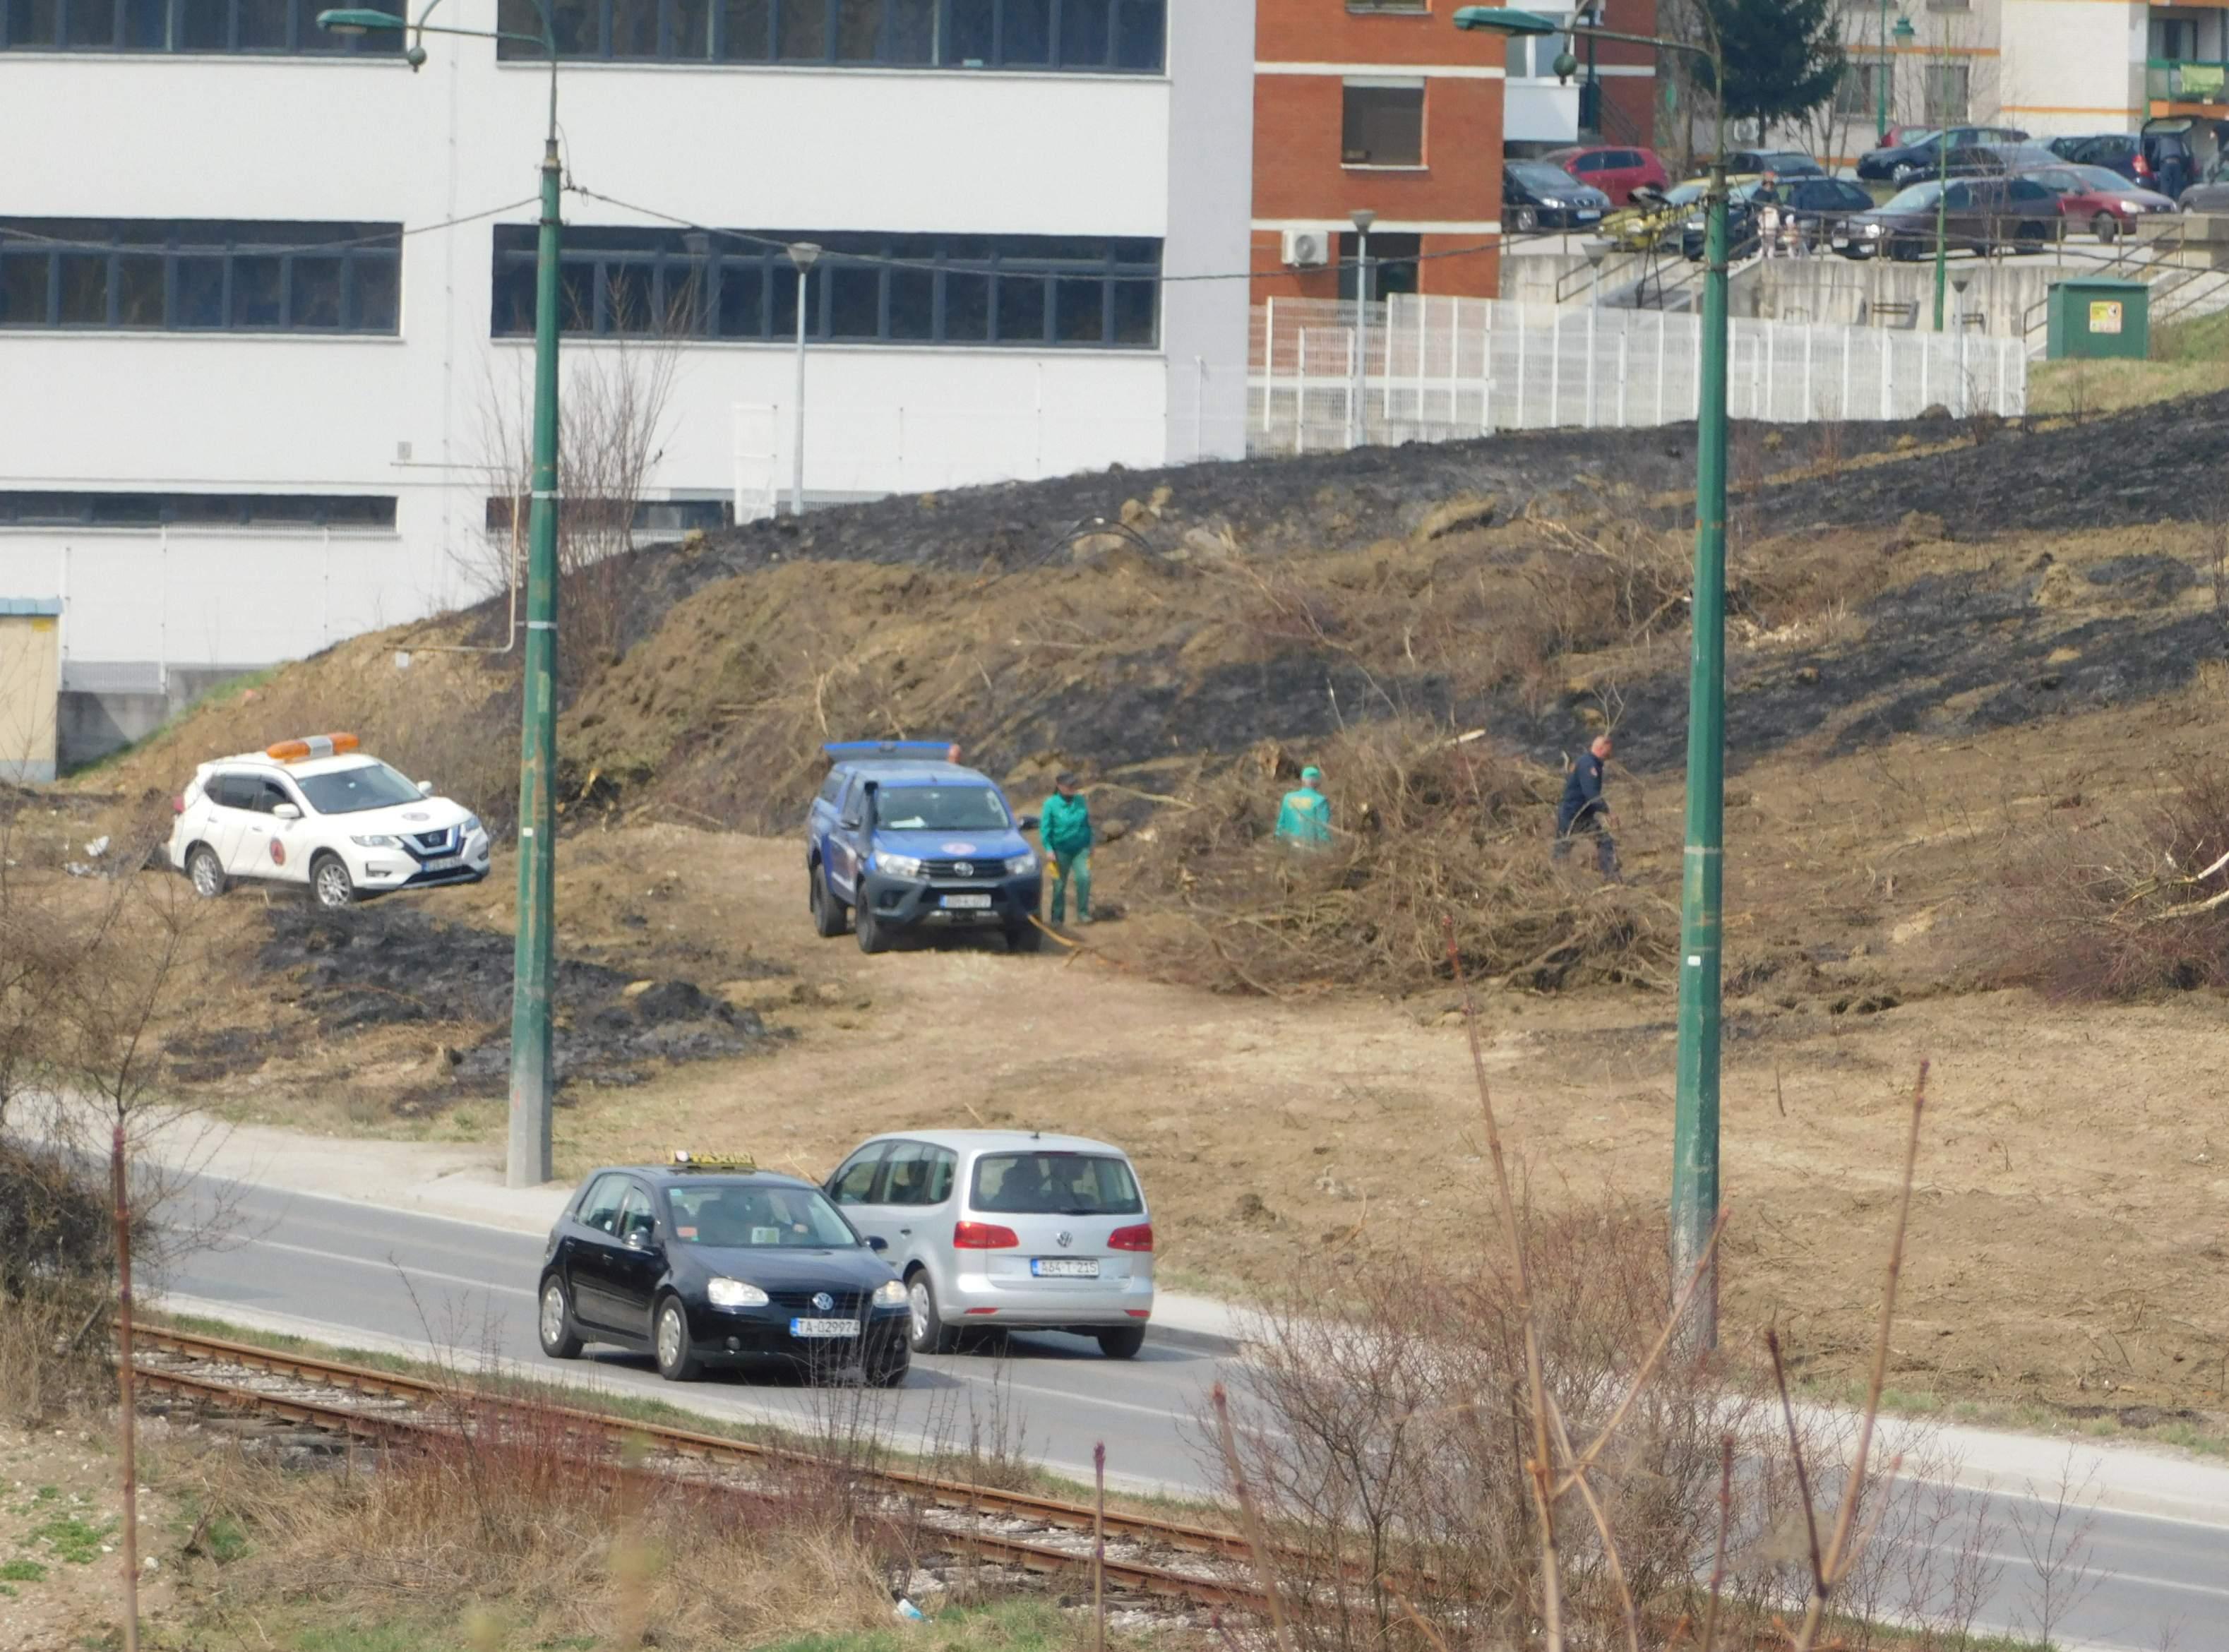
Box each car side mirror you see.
[866,1235,888,1253]
[272,803,301,821]
[417,780,435,797]
[626,1230,652,1252]
[840,816,861,831]
[1017,814,1039,832]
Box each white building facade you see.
[0,0,1256,761]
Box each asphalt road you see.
[160,1173,2227,1650]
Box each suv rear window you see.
[972,1151,1143,1216]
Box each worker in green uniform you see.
[1276,765,1332,849]
[1038,771,1094,926]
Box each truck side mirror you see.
[1017,814,1040,832]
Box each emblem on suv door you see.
[811,1291,835,1312]
[1056,1231,1072,1248]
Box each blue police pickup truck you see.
[805,741,1045,954]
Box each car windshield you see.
[1896,129,1937,149]
[1880,181,1943,212]
[872,786,1011,831]
[972,1152,1144,1216]
[1663,181,1709,206]
[295,760,422,815]
[1763,152,1816,169]
[667,1181,859,1247]
[1510,161,1579,193]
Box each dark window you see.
[211,773,259,810]
[577,1173,628,1234]
[485,0,1161,66]
[493,225,1160,349]
[882,1142,957,1207]
[971,1151,1142,1216]
[3,0,402,50]
[485,496,731,533]
[1343,83,1424,167]
[829,1145,890,1205]
[1336,230,1420,301]
[0,220,401,334]
[0,491,398,527]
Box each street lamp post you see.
[1457,6,1728,1344]
[1350,208,1375,448]
[787,241,820,517]
[318,0,564,1188]
[1932,112,1952,333]
[1875,0,1892,145]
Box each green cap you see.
[1301,765,1322,781]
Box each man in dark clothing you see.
[1554,733,1620,879]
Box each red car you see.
[2028,163,2179,241]
[1541,144,1672,206]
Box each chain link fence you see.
[1249,293,2028,455]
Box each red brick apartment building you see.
[1250,0,1659,304]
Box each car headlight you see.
[875,852,923,878]
[706,1277,769,1308]
[464,815,484,838]
[1863,223,1883,237]
[873,1279,907,1307]
[350,834,401,848]
[1541,197,1567,208]
[1005,852,1037,875]
[2122,200,2144,213]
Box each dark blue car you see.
[537,1156,913,1384]
[805,741,1045,954]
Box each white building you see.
[0,0,1256,763]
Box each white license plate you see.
[1032,1257,1100,1279]
[789,1318,859,1339]
[422,856,465,872]
[943,892,992,909]
[1577,210,1601,221]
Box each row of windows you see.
[0,492,398,527]
[0,0,398,50]
[485,496,732,532]
[0,0,1161,62]
[492,0,1163,69]
[490,227,1163,347]
[0,220,401,333]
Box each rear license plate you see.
[422,856,465,872]
[1032,1258,1100,1279]
[789,1318,859,1339]
[1577,210,1601,221]
[943,892,992,909]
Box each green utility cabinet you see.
[2044,277,2150,360]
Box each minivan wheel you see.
[1096,1324,1147,1360]
[655,1296,701,1382]
[311,854,355,911]
[186,845,227,899]
[538,1276,583,1359]
[810,862,847,938]
[907,1274,956,1354]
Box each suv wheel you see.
[538,1276,584,1359]
[810,862,848,938]
[654,1295,701,1382]
[856,895,889,954]
[310,853,356,911]
[186,845,227,900]
[907,1272,956,1355]
[1096,1324,1146,1360]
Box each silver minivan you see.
[824,1130,1154,1358]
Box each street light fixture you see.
[787,241,821,518]
[1350,208,1376,448]
[1457,3,1731,1346]
[320,0,566,1189]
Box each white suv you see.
[167,735,491,910]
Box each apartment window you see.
[1349,0,1427,10]
[0,492,397,527]
[1923,61,1970,124]
[0,0,401,50]
[1343,81,1425,167]
[0,220,401,333]
[491,226,1162,348]
[484,497,732,533]
[1834,59,1887,119]
[1502,29,1567,77]
[1336,231,1421,302]
[493,0,1163,68]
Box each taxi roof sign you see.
[671,1149,757,1171]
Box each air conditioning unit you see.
[1281,229,1332,269]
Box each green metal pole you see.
[1875,0,1889,144]
[1932,135,1949,332]
[508,133,561,1187]
[1669,161,1729,1347]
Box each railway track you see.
[132,1324,1271,1614]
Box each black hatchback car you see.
[1502,159,1613,231]
[537,1156,912,1384]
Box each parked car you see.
[2027,163,2178,240]
[825,1130,1156,1358]
[2179,151,2229,213]
[2048,131,2199,197]
[1711,148,1827,179]
[1501,159,1613,231]
[1857,124,2028,183]
[1840,176,2062,261]
[1540,143,1671,205]
[536,1152,912,1384]
[805,739,1044,954]
[1677,176,1874,259]
[1601,176,1718,250]
[168,732,489,910]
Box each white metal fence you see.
[1249,293,2028,455]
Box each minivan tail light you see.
[1108,1223,1154,1252]
[953,1221,1019,1250]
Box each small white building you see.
[0,0,1256,762]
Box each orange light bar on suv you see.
[265,733,360,762]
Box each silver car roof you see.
[855,1128,1132,1159]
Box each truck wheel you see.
[810,863,847,938]
[856,897,888,954]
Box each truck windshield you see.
[873,786,1011,831]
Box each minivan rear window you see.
[972,1152,1143,1216]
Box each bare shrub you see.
[1121,718,1675,995]
[1985,767,2229,999]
